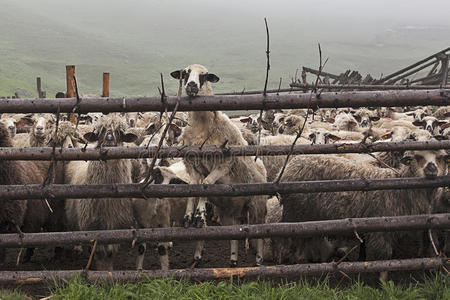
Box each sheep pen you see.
[0,77,449,299]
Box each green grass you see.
[0,289,30,300]
[45,273,450,300]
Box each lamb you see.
[65,114,138,270]
[170,64,267,267]
[280,147,448,279]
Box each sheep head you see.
[400,149,449,179]
[170,64,219,97]
[84,114,137,147]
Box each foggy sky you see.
[1,0,449,96]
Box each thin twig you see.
[256,18,271,161]
[275,43,326,183]
[16,248,22,266]
[277,77,283,96]
[85,240,97,271]
[140,73,182,189]
[335,245,359,266]
[428,229,439,256]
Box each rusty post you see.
[66,65,77,123]
[102,72,110,97]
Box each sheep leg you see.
[193,197,208,228]
[230,240,239,267]
[136,242,146,271]
[183,197,195,228]
[158,242,170,271]
[255,238,264,266]
[184,174,202,227]
[193,240,205,265]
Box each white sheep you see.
[170,64,267,267]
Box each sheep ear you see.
[412,120,424,127]
[440,122,450,130]
[145,123,158,135]
[19,116,34,126]
[327,134,341,141]
[353,115,361,122]
[308,133,315,139]
[207,73,219,83]
[122,133,138,143]
[170,70,183,80]
[169,123,182,137]
[83,132,98,143]
[240,117,251,123]
[151,168,164,184]
[370,116,380,121]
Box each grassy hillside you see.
[0,0,449,98]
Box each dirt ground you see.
[2,239,258,298]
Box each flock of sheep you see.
[0,64,449,279]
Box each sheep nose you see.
[36,126,44,132]
[8,126,14,130]
[425,125,433,133]
[129,119,135,127]
[187,81,197,87]
[361,120,368,127]
[106,132,114,141]
[278,126,284,134]
[424,163,438,178]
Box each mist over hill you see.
[1,0,449,97]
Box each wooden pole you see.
[441,55,449,86]
[102,72,110,97]
[0,89,448,114]
[36,77,42,98]
[66,65,77,123]
[0,213,447,248]
[0,257,445,284]
[0,175,448,200]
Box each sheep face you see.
[406,109,427,123]
[413,116,447,134]
[84,116,137,147]
[240,116,259,133]
[308,129,340,144]
[1,118,17,138]
[170,64,219,97]
[333,112,358,131]
[278,115,305,135]
[401,149,449,179]
[352,109,379,128]
[30,115,55,138]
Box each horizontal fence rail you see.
[2,140,450,161]
[1,214,448,248]
[0,176,449,200]
[0,258,447,284]
[289,83,449,90]
[0,89,449,113]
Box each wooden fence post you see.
[441,55,449,86]
[66,65,77,123]
[102,72,110,97]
